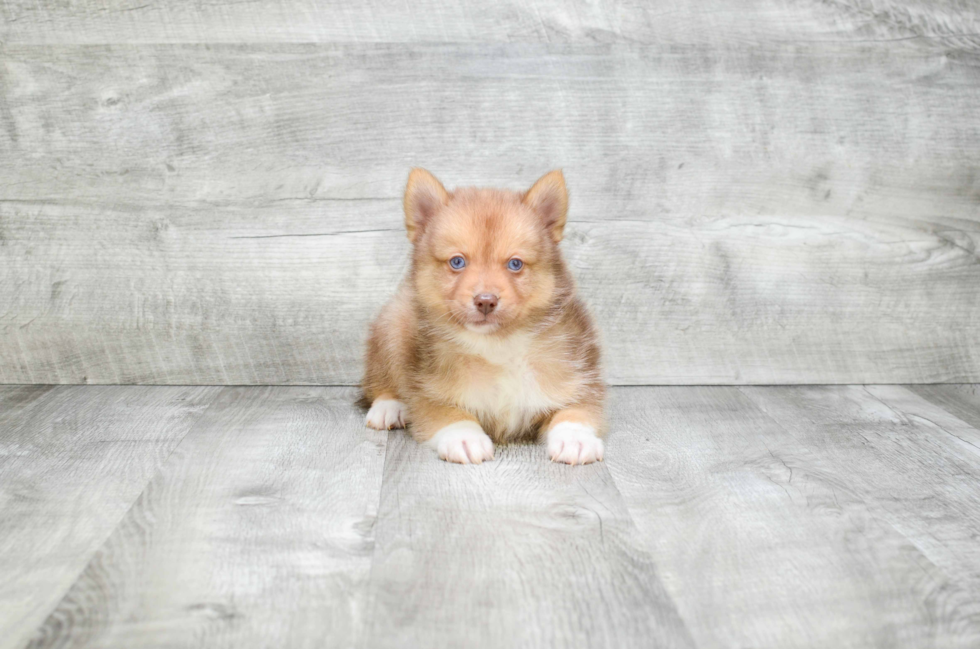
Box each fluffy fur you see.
[362,169,605,465]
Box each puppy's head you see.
[404,169,571,335]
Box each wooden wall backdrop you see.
[1,1,979,385]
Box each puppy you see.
[362,169,605,465]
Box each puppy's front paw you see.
[548,422,604,465]
[365,399,408,430]
[427,421,495,464]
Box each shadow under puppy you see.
[363,169,605,465]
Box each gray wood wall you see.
[1,1,979,385]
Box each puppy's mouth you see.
[463,311,502,333]
[464,321,500,334]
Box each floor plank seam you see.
[864,385,980,442]
[354,425,392,648]
[12,386,228,649]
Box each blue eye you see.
[507,258,524,271]
[449,256,466,270]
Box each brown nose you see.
[474,293,498,315]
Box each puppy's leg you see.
[413,400,494,465]
[363,330,407,430]
[362,293,414,430]
[542,407,604,465]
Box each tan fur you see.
[363,169,605,450]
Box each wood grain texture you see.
[869,384,980,462]
[5,385,980,647]
[740,385,980,644]
[603,386,978,648]
[360,430,693,649]
[25,386,387,649]
[0,385,219,649]
[1,0,978,45]
[907,384,980,433]
[2,39,979,385]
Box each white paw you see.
[365,399,408,430]
[547,422,604,465]
[426,421,495,465]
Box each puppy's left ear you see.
[523,170,568,242]
[404,168,449,243]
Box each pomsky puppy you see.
[362,169,605,465]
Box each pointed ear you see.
[403,168,448,243]
[523,170,568,242]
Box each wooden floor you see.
[2,385,980,648]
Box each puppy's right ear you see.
[403,168,448,243]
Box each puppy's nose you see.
[474,293,498,315]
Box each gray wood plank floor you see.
[0,385,220,649]
[3,384,980,648]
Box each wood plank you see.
[739,385,980,641]
[2,0,977,45]
[0,197,976,385]
[907,385,980,433]
[0,200,405,385]
[360,429,693,649]
[25,387,387,649]
[603,386,976,648]
[2,42,979,384]
[0,385,220,649]
[3,44,979,215]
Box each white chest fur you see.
[450,329,563,438]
